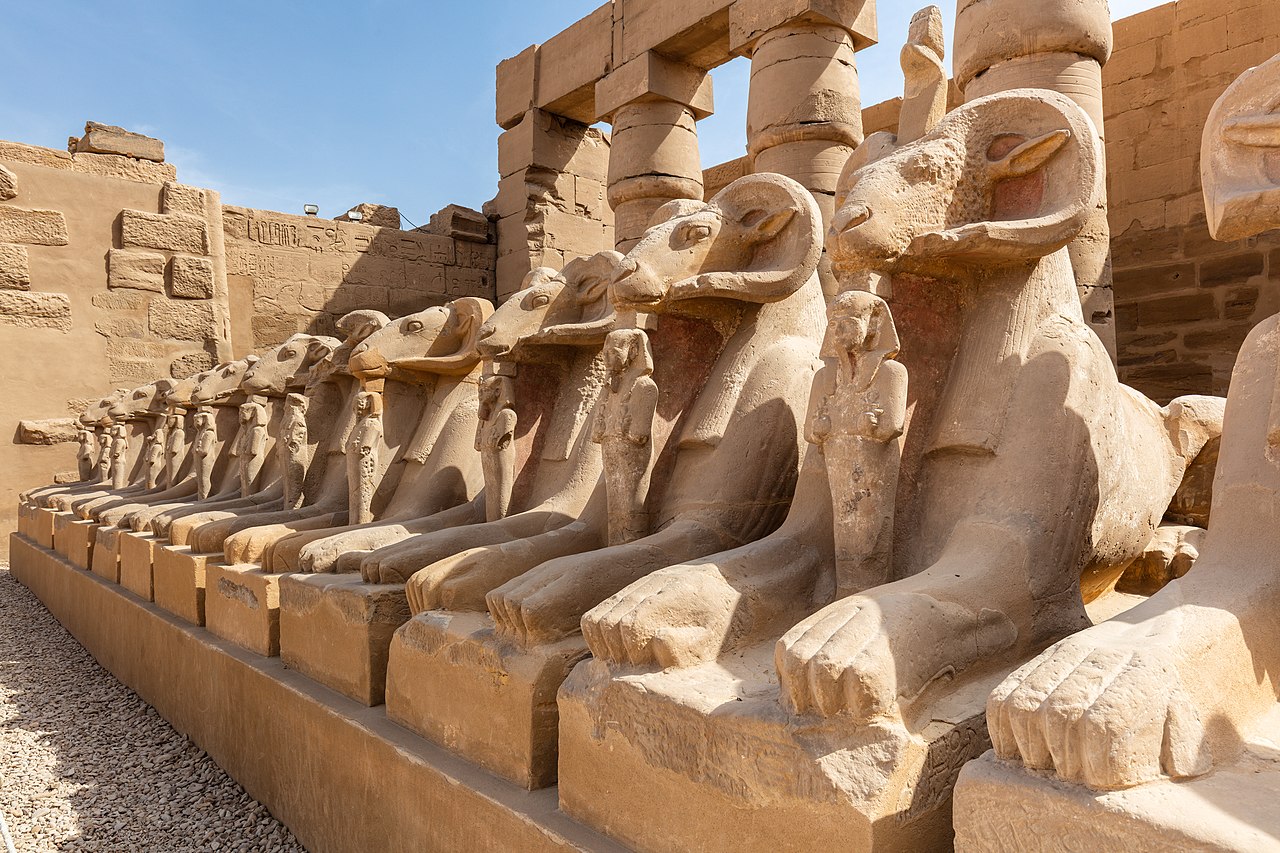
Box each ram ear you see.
[908,90,1100,262]
[686,173,822,304]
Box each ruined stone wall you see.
[1105,0,1280,402]
[222,204,496,351]
[0,139,233,555]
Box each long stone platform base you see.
[278,573,410,706]
[386,612,591,790]
[55,516,99,569]
[952,716,1280,853]
[557,643,1003,853]
[153,542,212,626]
[206,564,286,657]
[7,533,622,853]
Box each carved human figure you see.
[346,390,384,526]
[237,398,270,496]
[193,409,217,501]
[76,427,99,482]
[591,328,658,546]
[145,422,168,490]
[281,392,311,510]
[805,290,907,596]
[164,412,186,489]
[109,424,129,490]
[982,53,1280,792]
[475,373,518,523]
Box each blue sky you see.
[4,0,1168,225]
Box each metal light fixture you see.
[303,204,319,216]
[347,210,364,222]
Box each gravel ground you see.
[0,562,307,852]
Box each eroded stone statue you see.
[953,55,1280,853]
[558,89,1222,851]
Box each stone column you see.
[595,51,713,253]
[955,0,1117,358]
[731,0,877,298]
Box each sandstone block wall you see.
[0,140,232,555]
[1105,0,1280,402]
[222,204,495,351]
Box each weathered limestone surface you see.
[108,249,166,292]
[74,121,165,162]
[168,256,215,299]
[121,209,210,255]
[17,418,79,445]
[0,243,31,289]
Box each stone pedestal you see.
[90,525,121,579]
[55,515,99,569]
[152,543,212,626]
[278,573,410,706]
[205,564,286,657]
[17,502,33,538]
[115,530,157,586]
[118,533,155,600]
[385,612,590,790]
[63,519,99,572]
[34,507,57,548]
[953,707,1280,853]
[557,641,1001,853]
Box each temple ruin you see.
[7,0,1280,850]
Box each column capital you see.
[729,0,877,55]
[594,51,714,122]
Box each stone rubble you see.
[0,563,304,853]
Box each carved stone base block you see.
[56,517,99,569]
[152,543,212,626]
[115,530,158,586]
[205,564,285,657]
[278,574,409,706]
[953,713,1280,853]
[118,533,155,600]
[558,644,1006,853]
[53,511,78,559]
[90,526,121,579]
[386,612,590,790]
[34,507,57,548]
[17,502,34,538]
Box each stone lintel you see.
[729,0,878,54]
[595,50,714,121]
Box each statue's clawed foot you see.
[987,620,1211,789]
[582,565,741,668]
[776,589,1015,721]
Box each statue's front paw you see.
[987,635,1209,789]
[776,592,989,721]
[583,567,737,668]
[776,595,898,720]
[486,570,575,647]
